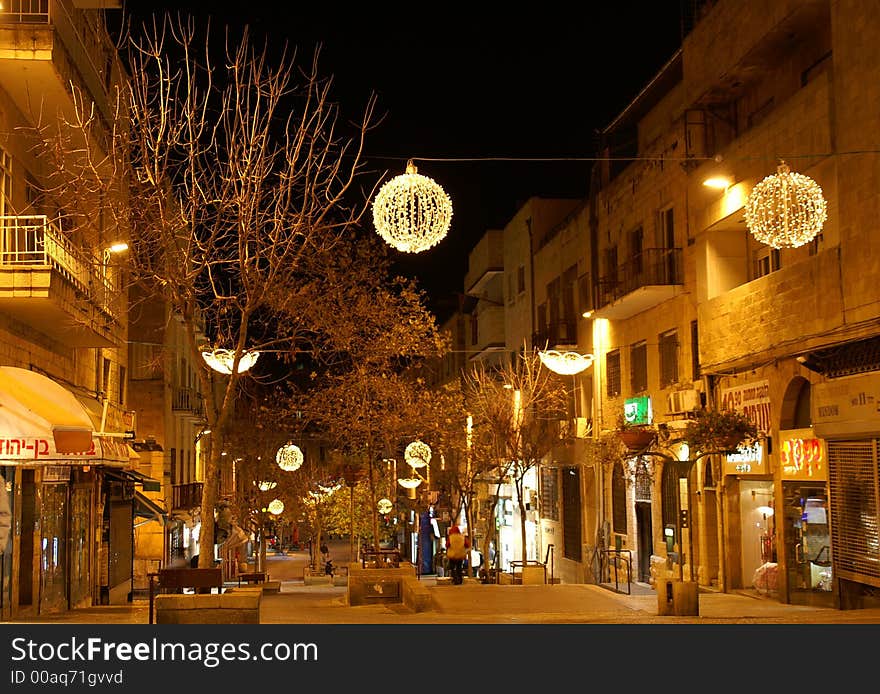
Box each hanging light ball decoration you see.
[377,498,393,514]
[201,348,260,374]
[404,440,431,469]
[538,350,595,375]
[276,443,303,472]
[372,159,453,254]
[744,160,828,249]
[267,499,285,515]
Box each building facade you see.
[587,0,880,609]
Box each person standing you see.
[446,524,469,585]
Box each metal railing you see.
[599,548,633,595]
[172,482,203,511]
[172,387,205,416]
[0,0,49,23]
[596,247,683,308]
[0,214,116,315]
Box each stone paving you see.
[6,549,880,625]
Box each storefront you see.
[0,367,150,616]
[813,373,880,607]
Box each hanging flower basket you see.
[683,408,757,453]
[617,428,656,451]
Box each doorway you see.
[635,502,653,582]
[783,483,832,607]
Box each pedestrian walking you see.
[445,524,469,585]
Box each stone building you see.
[588,0,880,609]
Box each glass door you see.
[783,484,833,607]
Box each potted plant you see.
[615,415,657,451]
[682,408,758,453]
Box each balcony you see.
[464,229,504,296]
[172,387,205,419]
[172,482,203,512]
[0,215,121,346]
[0,0,121,149]
[594,248,683,320]
[533,319,578,349]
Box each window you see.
[540,467,559,522]
[659,330,679,388]
[659,207,674,248]
[629,226,644,274]
[691,320,700,381]
[170,448,177,486]
[606,349,621,397]
[612,463,627,534]
[577,273,592,315]
[470,312,478,345]
[118,365,126,406]
[517,265,525,294]
[0,147,11,217]
[754,246,780,278]
[630,341,647,393]
[604,246,618,284]
[562,265,577,334]
[536,302,547,339]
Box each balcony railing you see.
[0,214,116,316]
[596,247,683,309]
[0,0,49,23]
[172,387,205,417]
[172,482,203,511]
[533,319,577,348]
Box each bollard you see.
[656,578,674,616]
[672,580,699,616]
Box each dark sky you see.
[120,3,684,316]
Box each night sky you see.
[120,3,684,317]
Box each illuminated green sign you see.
[623,396,652,425]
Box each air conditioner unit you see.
[667,388,699,414]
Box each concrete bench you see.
[154,586,262,624]
[401,576,433,612]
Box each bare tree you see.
[35,13,380,565]
[463,350,568,567]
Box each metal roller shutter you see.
[827,440,880,587]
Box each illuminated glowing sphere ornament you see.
[372,160,453,253]
[538,350,594,375]
[276,443,303,472]
[377,498,393,514]
[404,440,431,468]
[744,161,827,249]
[268,499,285,515]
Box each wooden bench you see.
[148,568,224,624]
[237,571,268,586]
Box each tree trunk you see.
[198,445,220,569]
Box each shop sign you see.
[812,372,880,438]
[623,396,652,425]
[724,441,767,476]
[718,379,771,435]
[779,428,826,480]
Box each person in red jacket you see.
[445,524,469,585]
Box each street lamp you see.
[201,348,260,374]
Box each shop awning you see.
[133,491,169,526]
[0,366,94,459]
[104,468,162,492]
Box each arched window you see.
[612,462,627,534]
[662,462,678,531]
